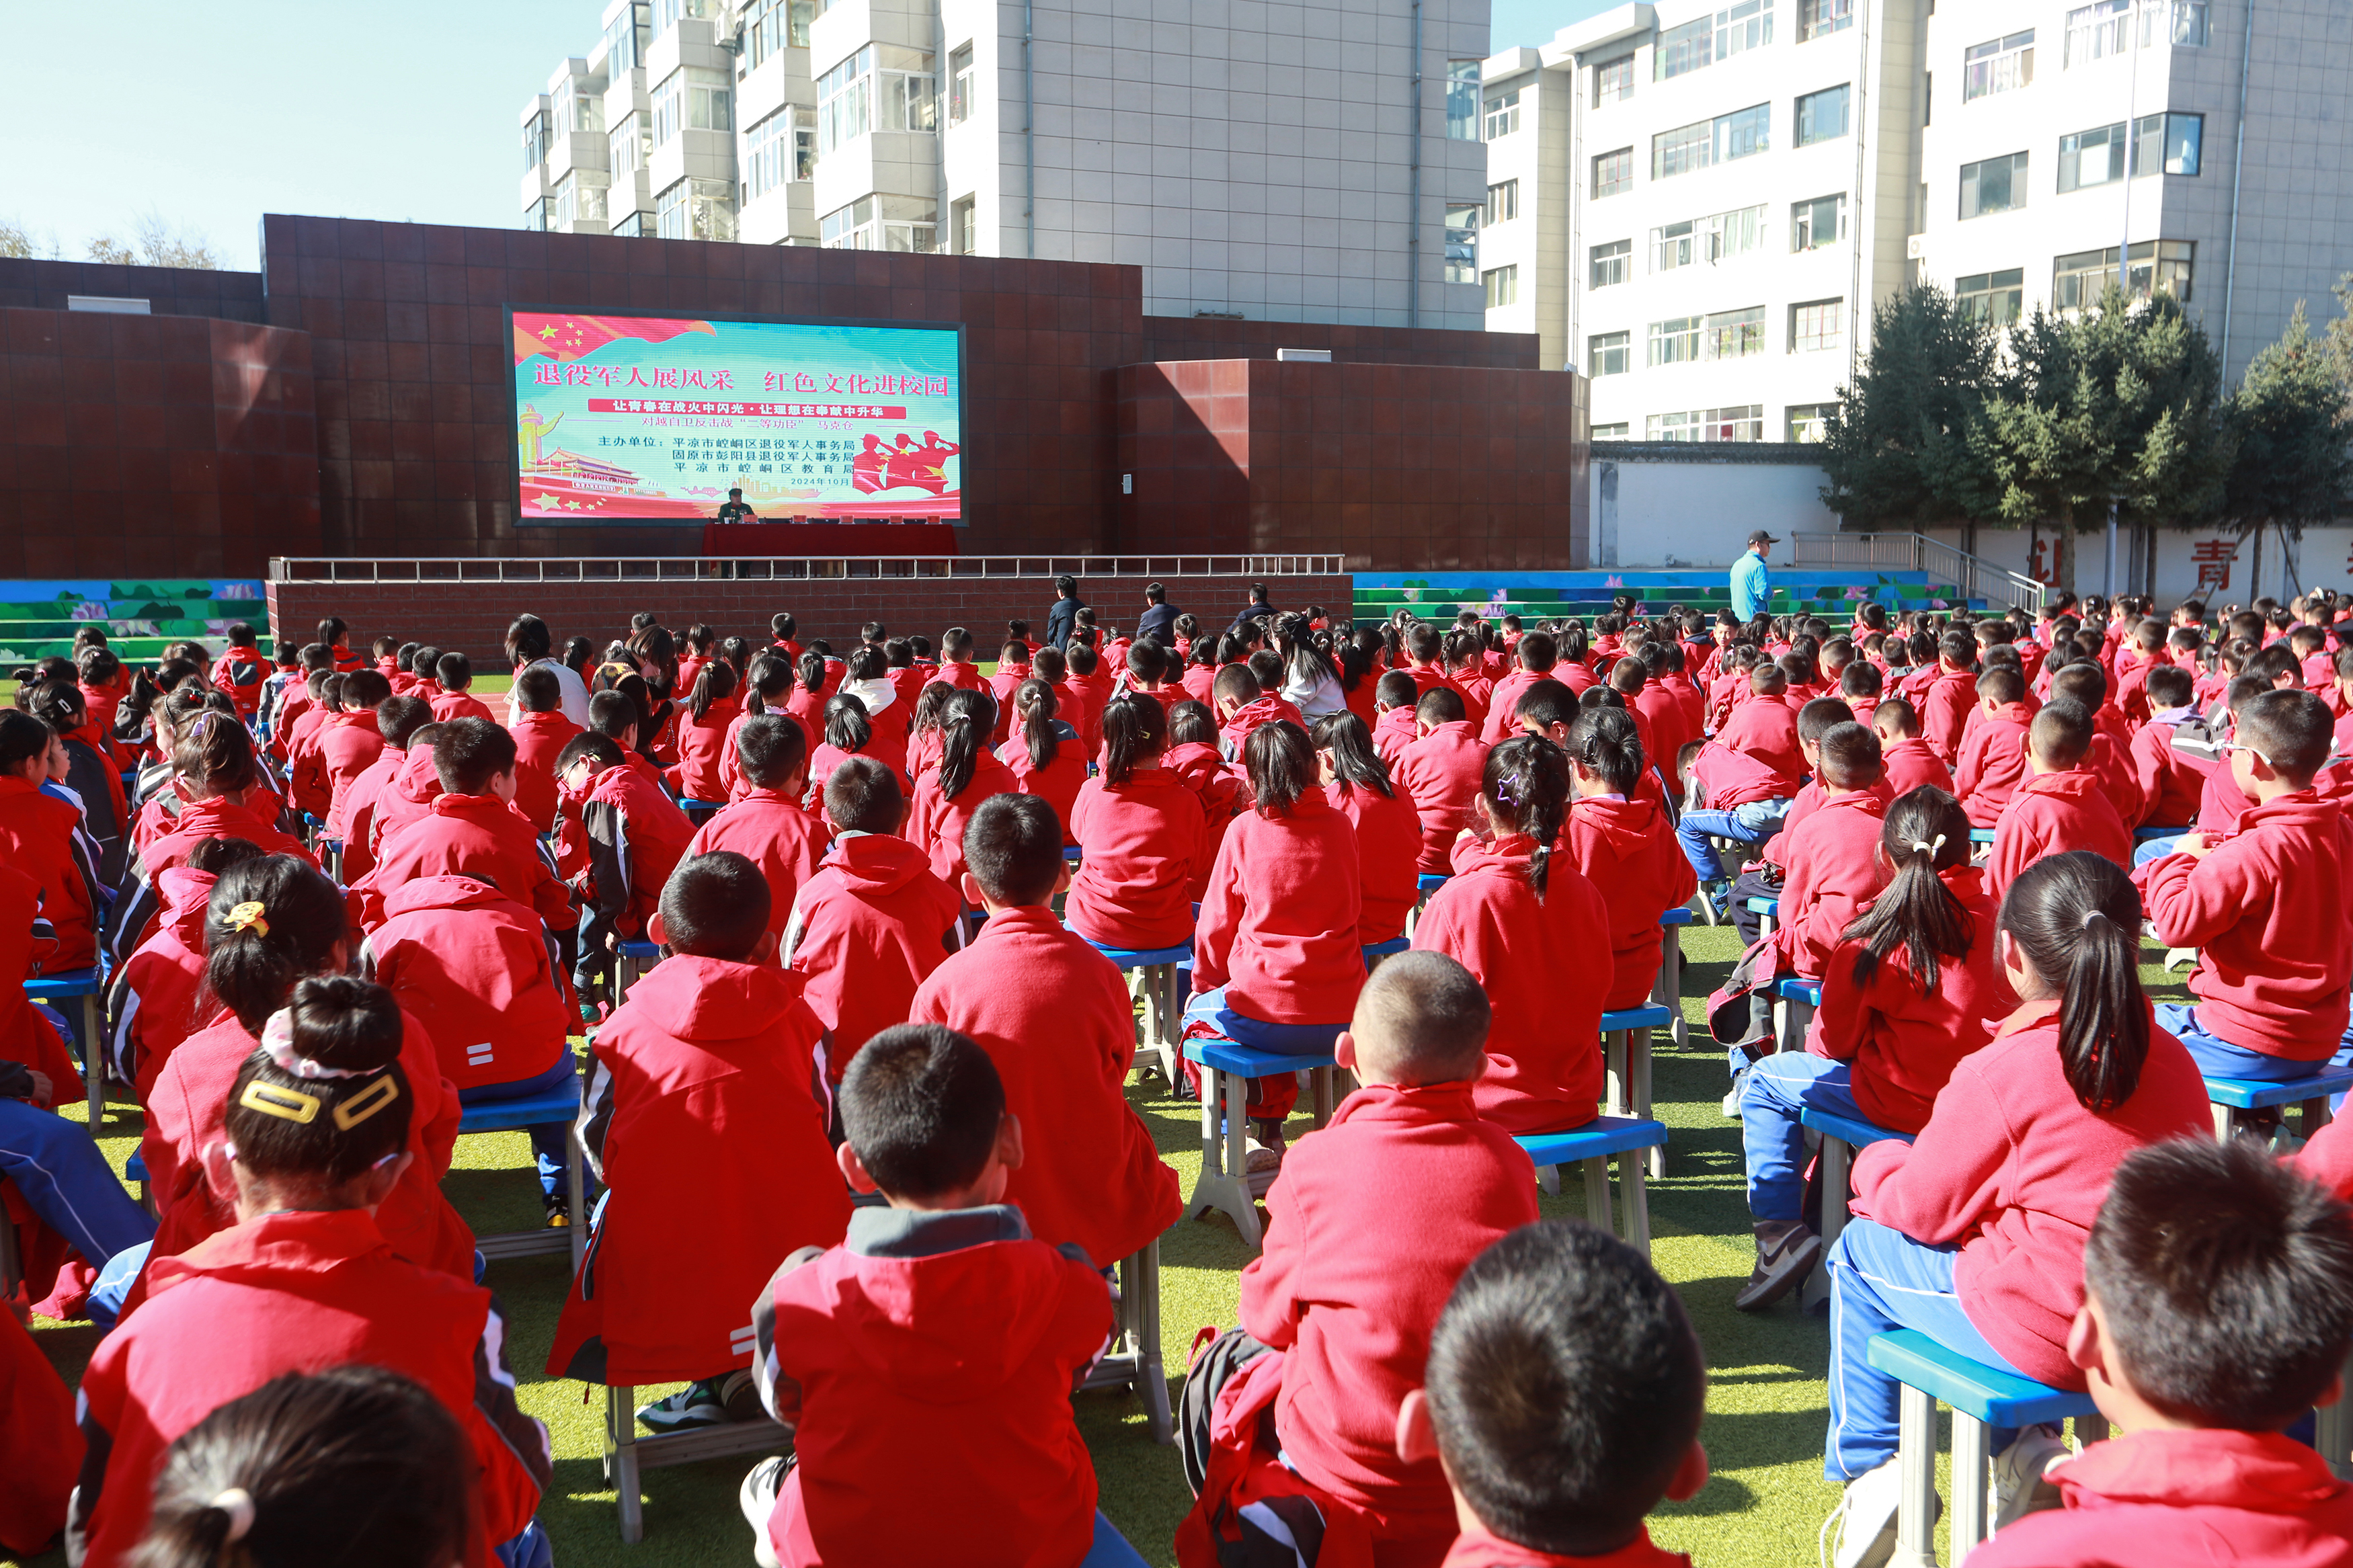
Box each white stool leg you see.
[1605,1028,1629,1119]
[567,1121,590,1276]
[1951,1409,1992,1555]
[2210,1101,2235,1141]
[2315,1361,2352,1480]
[83,993,104,1127]
[1659,927,1689,1048]
[610,1384,644,1543]
[1892,1382,1940,1568]
[1631,1028,1663,1179]
[1582,1155,1612,1237]
[1622,1149,1652,1259]
[1536,1163,1560,1196]
[1802,1136,1850,1313]
[1134,1239,1172,1444]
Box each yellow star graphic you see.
[538,324,559,339]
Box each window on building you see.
[1446,60,1482,140]
[1706,305,1767,359]
[569,82,605,134]
[745,106,815,200]
[1595,53,1635,106]
[2135,111,2202,175]
[1648,315,1703,366]
[1795,84,1850,145]
[612,208,656,239]
[656,175,737,241]
[744,0,814,69]
[653,65,731,147]
[553,171,612,229]
[523,196,548,233]
[1649,405,1765,442]
[1485,180,1519,224]
[1962,30,2034,99]
[1589,331,1632,376]
[2053,239,2194,309]
[949,42,974,124]
[654,0,720,33]
[1787,403,1835,442]
[1790,192,1845,250]
[1445,206,1480,284]
[951,194,977,254]
[1652,204,1767,271]
[1955,267,2025,326]
[1593,147,1634,198]
[817,44,936,154]
[2145,0,2210,46]
[1593,423,1631,440]
[1652,104,1769,179]
[1590,239,1632,288]
[608,110,652,178]
[1483,265,1519,308]
[2064,0,2131,65]
[2057,121,2126,192]
[604,1,651,73]
[1959,151,2028,218]
[523,110,550,172]
[1789,298,1843,351]
[1798,0,1851,42]
[1484,87,1521,140]
[1654,1,1775,79]
[819,194,939,251]
[1654,15,1713,78]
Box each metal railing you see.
[1788,532,2047,615]
[270,554,1348,584]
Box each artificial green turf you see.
[9,926,2198,1568]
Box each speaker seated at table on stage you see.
[713,488,759,524]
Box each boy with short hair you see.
[2128,663,2212,830]
[1919,628,1981,765]
[1215,661,1305,759]
[1180,952,1540,1568]
[429,652,495,723]
[677,714,825,946]
[208,622,267,721]
[1764,723,1890,982]
[360,718,576,935]
[910,795,1179,1268]
[2050,661,2146,825]
[1396,1221,1710,1568]
[1986,700,2132,905]
[315,668,392,841]
[1396,688,1486,874]
[781,756,959,1086]
[554,729,694,1003]
[1955,667,2034,828]
[1969,1139,2353,1567]
[549,852,850,1431]
[1371,669,1422,768]
[507,663,582,836]
[2143,688,2353,1083]
[1874,698,1955,796]
[1480,631,1558,745]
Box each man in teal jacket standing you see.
[1730,530,1777,621]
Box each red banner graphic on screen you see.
[514,315,716,365]
[586,399,910,419]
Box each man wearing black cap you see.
[1731,529,1777,621]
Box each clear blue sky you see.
[0,1,1616,274]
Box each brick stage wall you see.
[265,569,1353,665]
[0,306,320,577]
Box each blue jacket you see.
[1730,550,1773,620]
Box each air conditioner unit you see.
[1905,234,1927,260]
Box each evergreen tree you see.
[2223,302,2353,544]
[1817,285,2000,530]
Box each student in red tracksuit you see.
[1987,700,2133,907]
[106,837,262,1106]
[1970,1138,2353,1568]
[141,856,473,1295]
[835,647,912,782]
[2128,663,2210,829]
[911,795,1181,1268]
[266,651,332,767]
[0,711,102,974]
[280,671,344,818]
[427,652,496,725]
[1060,643,1109,757]
[1067,694,1203,953]
[740,1024,1112,1568]
[987,638,1034,745]
[0,1305,80,1557]
[1917,628,1982,766]
[2142,688,2353,1085]
[555,731,694,1003]
[1187,720,1365,1147]
[1732,787,2004,1311]
[723,655,810,804]
[1714,667,1806,782]
[505,665,582,836]
[1954,667,2034,828]
[1814,853,2208,1564]
[364,873,577,1221]
[784,757,961,1086]
[909,688,1019,895]
[926,626,988,692]
[1214,663,1308,761]
[358,719,575,936]
[1871,698,1955,797]
[2110,616,2168,726]
[1765,723,1891,985]
[1168,700,1246,900]
[75,974,551,1568]
[315,669,391,840]
[1478,631,1563,745]
[1561,708,1696,1009]
[2050,659,2149,825]
[678,714,825,945]
[665,657,742,809]
[208,624,269,720]
[1396,1221,1711,1568]
[1183,954,1540,1568]
[1314,711,1425,948]
[551,852,850,1432]
[1412,735,1609,1136]
[1394,688,1486,876]
[995,678,1086,833]
[1630,649,1693,794]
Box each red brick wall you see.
[266,569,1352,664]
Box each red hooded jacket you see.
[1218,694,1307,761]
[677,789,829,940]
[1716,694,1805,793]
[996,730,1088,834]
[909,749,1021,889]
[1478,669,1548,745]
[1326,778,1425,947]
[549,956,848,1385]
[334,743,404,883]
[664,692,742,804]
[1919,667,1980,764]
[1066,767,1205,952]
[910,907,1181,1268]
[1394,720,1488,875]
[313,710,386,838]
[0,1307,81,1556]
[1849,1001,2210,1386]
[2083,731,2147,828]
[1418,836,1609,1134]
[1564,795,1699,1008]
[2129,716,2212,829]
[1443,1526,1689,1568]
[784,833,959,1083]
[428,690,497,725]
[361,792,575,933]
[207,648,268,718]
[364,876,573,1091]
[107,793,314,969]
[2143,791,2353,1061]
[110,865,222,1104]
[1987,769,2132,909]
[1193,790,1364,1028]
[508,708,583,835]
[1771,790,1890,981]
[1373,705,1421,770]
[1167,741,1246,901]
[0,777,99,973]
[572,756,694,940]
[1954,702,2032,827]
[1240,1081,1540,1549]
[1878,736,1956,798]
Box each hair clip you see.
[332,1074,400,1130]
[1911,834,1948,856]
[239,1080,321,1124]
[260,1009,368,1081]
[210,1488,256,1544]
[222,901,270,938]
[2081,907,2109,930]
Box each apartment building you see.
[517,0,1493,329]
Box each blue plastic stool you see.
[2205,1067,2353,1141]
[1081,1511,1153,1568]
[1655,904,1695,1049]
[1797,1107,1913,1311]
[1601,1005,1673,1178]
[1181,1035,1341,1248]
[1082,940,1193,1087]
[459,1083,588,1271]
[2135,823,2188,841]
[28,968,105,1126]
[1869,1329,2108,1559]
[1406,872,1450,938]
[1361,935,1410,968]
[614,938,661,1005]
[1776,974,1825,1055]
[1515,1116,1669,1255]
[1968,826,1995,845]
[124,1151,155,1216]
[316,835,345,884]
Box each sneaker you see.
[1733,1221,1822,1312]
[1819,1456,1913,1568]
[542,1194,570,1230]
[638,1369,760,1433]
[1722,1066,1751,1118]
[1989,1423,2072,1532]
[739,1456,791,1568]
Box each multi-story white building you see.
[518,0,1493,329]
[1488,0,2351,440]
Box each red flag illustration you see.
[512,313,717,365]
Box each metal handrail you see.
[269,554,1348,584]
[1788,532,2046,615]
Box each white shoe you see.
[1821,1456,1909,1568]
[1989,1423,2073,1532]
[740,1455,789,1568]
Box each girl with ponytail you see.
[994,678,1085,829]
[664,657,741,814]
[788,649,832,735]
[908,688,1019,892]
[1067,692,1203,952]
[79,978,551,1568]
[904,677,958,781]
[141,856,471,1286]
[1310,711,1422,946]
[1562,707,1697,1009]
[1186,720,1365,1153]
[1812,850,2208,1544]
[837,646,910,779]
[1410,735,1611,1134]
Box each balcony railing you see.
[1788,532,2046,614]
